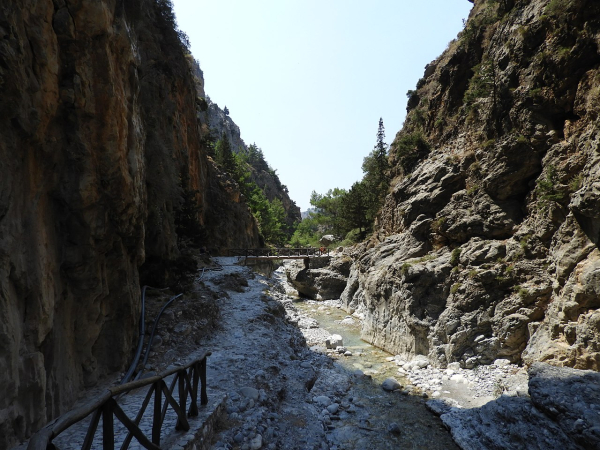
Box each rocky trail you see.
[198,258,459,450]
[17,256,600,450]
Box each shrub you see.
[394,132,431,173]
[483,139,496,149]
[545,0,570,16]
[450,283,462,294]
[431,217,447,233]
[450,247,462,266]
[466,184,480,196]
[513,285,530,299]
[401,263,412,276]
[569,174,583,192]
[519,234,531,250]
[516,135,529,145]
[469,161,482,174]
[536,165,565,202]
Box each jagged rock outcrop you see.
[432,362,600,449]
[286,256,352,300]
[0,0,259,447]
[342,0,600,371]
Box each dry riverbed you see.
[194,258,460,450]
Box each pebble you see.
[314,395,332,407]
[249,434,263,450]
[240,387,260,401]
[327,403,340,414]
[401,360,523,398]
[388,422,401,435]
[381,377,402,392]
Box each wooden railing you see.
[228,247,330,258]
[27,352,210,450]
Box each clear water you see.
[293,299,408,384]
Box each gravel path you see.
[201,258,458,450]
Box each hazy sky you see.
[172,1,473,211]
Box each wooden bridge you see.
[228,247,330,266]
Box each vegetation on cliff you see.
[291,118,391,247]
[214,136,289,246]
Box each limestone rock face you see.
[0,0,259,446]
[344,0,600,371]
[286,256,351,300]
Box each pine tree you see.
[361,118,390,220]
[214,133,236,174]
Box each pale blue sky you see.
[172,1,473,211]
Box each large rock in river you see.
[285,256,351,300]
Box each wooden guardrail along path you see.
[27,352,210,450]
[228,247,330,260]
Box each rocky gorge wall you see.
[342,0,600,371]
[199,94,302,232]
[0,0,259,447]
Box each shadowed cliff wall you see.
[0,0,259,446]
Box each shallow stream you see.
[269,264,460,450]
[293,299,409,384]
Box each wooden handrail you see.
[27,351,210,450]
[229,247,331,258]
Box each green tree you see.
[361,118,390,221]
[214,132,236,174]
[393,131,430,174]
[464,58,502,134]
[310,188,348,237]
[246,143,268,170]
[290,118,392,247]
[290,213,321,247]
[340,181,370,233]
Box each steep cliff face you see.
[199,95,302,232]
[343,0,600,371]
[0,0,259,446]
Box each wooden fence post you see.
[102,403,114,450]
[152,382,162,445]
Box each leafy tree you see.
[248,189,287,246]
[310,188,348,237]
[291,118,392,246]
[340,181,370,233]
[290,213,321,247]
[246,143,267,169]
[464,59,502,134]
[212,140,289,246]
